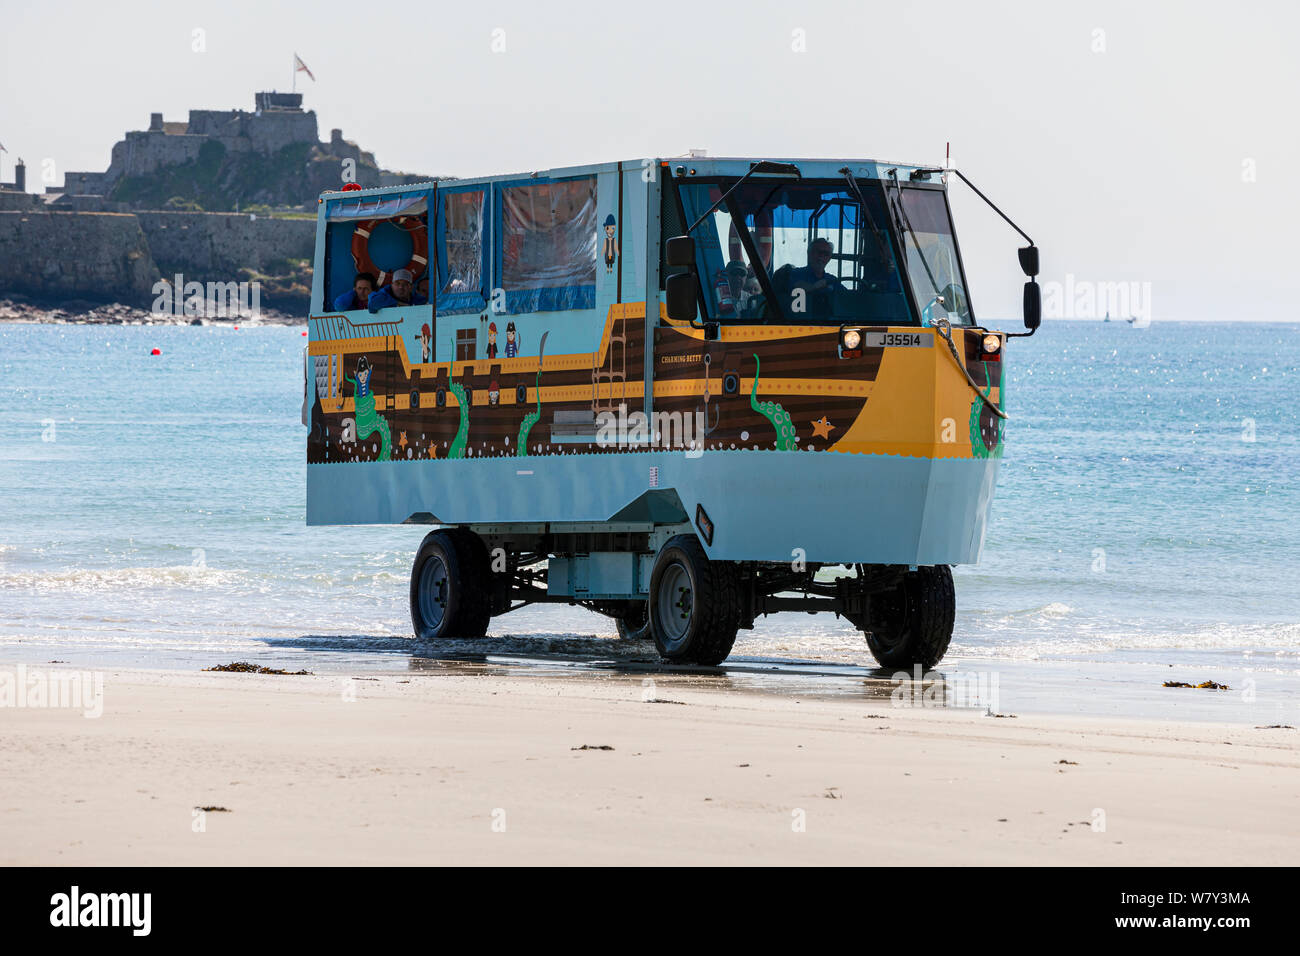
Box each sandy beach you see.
[3,665,1296,866]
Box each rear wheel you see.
[648,535,739,665]
[614,600,652,641]
[864,565,955,669]
[409,529,491,640]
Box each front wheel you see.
[648,535,739,665]
[864,565,955,669]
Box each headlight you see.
[982,333,1001,354]
[842,329,862,351]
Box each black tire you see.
[614,600,652,641]
[409,529,491,640]
[864,565,955,669]
[450,528,492,636]
[648,535,739,665]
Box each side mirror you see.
[1023,280,1041,331]
[666,273,699,322]
[665,235,696,269]
[1018,245,1039,278]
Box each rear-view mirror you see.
[666,273,698,322]
[665,236,696,269]
[1023,280,1042,331]
[1018,245,1039,277]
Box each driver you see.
[787,238,841,316]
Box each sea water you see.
[2,320,1297,692]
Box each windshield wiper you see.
[839,167,895,275]
[885,170,946,315]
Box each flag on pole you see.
[294,54,315,82]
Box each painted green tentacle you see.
[516,371,541,456]
[750,353,798,450]
[447,351,470,459]
[969,360,1005,459]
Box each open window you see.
[497,177,598,314]
[321,190,432,313]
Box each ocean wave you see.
[0,565,243,593]
[954,619,1300,660]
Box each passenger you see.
[714,260,750,318]
[367,268,429,312]
[788,238,842,315]
[333,272,376,312]
[416,276,430,301]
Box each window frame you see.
[889,178,979,327]
[669,175,919,327]
[435,184,490,316]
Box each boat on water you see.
[302,155,1043,666]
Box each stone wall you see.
[136,211,314,281]
[0,209,315,305]
[0,211,160,301]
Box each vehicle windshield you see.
[894,186,973,325]
[676,178,912,325]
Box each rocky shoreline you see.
[0,295,303,326]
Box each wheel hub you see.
[418,554,449,631]
[656,563,694,649]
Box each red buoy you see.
[150,348,161,356]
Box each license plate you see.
[864,331,931,348]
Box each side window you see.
[437,189,486,314]
[321,191,431,313]
[499,177,597,314]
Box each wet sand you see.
[2,664,1297,865]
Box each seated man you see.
[787,238,842,317]
[368,269,429,312]
[713,259,751,319]
[333,272,375,312]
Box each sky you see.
[2,0,1297,321]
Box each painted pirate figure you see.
[417,323,432,363]
[345,355,392,461]
[505,321,519,358]
[602,214,619,274]
[486,321,498,359]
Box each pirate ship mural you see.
[306,307,915,464]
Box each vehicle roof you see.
[319,156,942,201]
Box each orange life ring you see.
[351,216,429,287]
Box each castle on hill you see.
[54,92,430,209]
